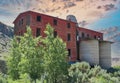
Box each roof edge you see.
[77,27,103,34]
[13,10,77,24]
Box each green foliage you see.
[18,27,44,82]
[113,71,120,82]
[7,24,68,83]
[42,24,69,83]
[7,37,21,80]
[113,66,120,70]
[7,74,30,83]
[111,66,120,82]
[0,73,7,83]
[68,62,90,83]
[68,62,120,83]
[7,27,44,82]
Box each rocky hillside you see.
[0,22,13,59]
[0,22,13,73]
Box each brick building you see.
[13,11,111,68]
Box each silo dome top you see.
[66,15,77,23]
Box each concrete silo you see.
[99,41,112,69]
[80,39,99,65]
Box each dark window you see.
[21,19,23,25]
[67,33,71,41]
[19,32,22,36]
[67,23,71,28]
[54,31,57,38]
[68,49,71,56]
[87,34,89,38]
[98,36,101,40]
[94,35,97,39]
[19,32,21,35]
[19,21,21,26]
[36,28,41,37]
[82,32,85,38]
[53,19,57,25]
[37,16,41,22]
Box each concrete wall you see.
[80,40,99,65]
[99,41,111,69]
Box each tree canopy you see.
[7,26,44,83]
[7,24,69,83]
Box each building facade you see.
[13,11,112,68]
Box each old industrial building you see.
[13,11,112,69]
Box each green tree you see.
[42,24,69,83]
[7,27,44,83]
[7,37,21,80]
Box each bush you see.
[68,62,120,83]
[0,73,7,83]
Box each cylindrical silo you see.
[80,39,99,65]
[99,41,112,69]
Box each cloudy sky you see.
[0,0,120,57]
